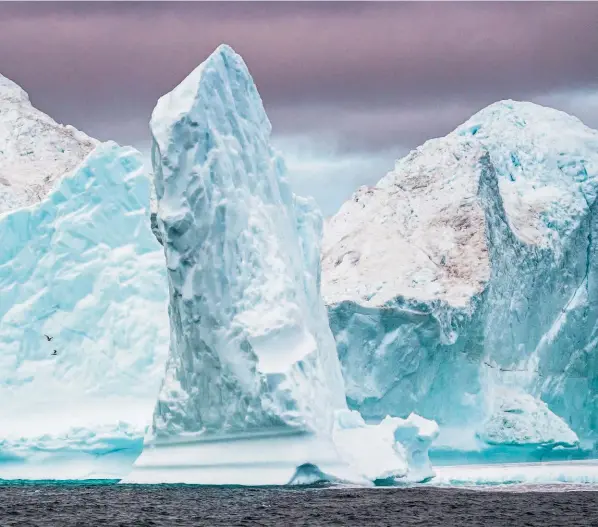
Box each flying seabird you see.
[44,335,53,342]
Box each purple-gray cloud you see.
[1,2,597,153]
[1,2,597,214]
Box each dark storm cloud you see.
[0,1,597,152]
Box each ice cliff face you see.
[323,101,598,454]
[127,45,437,485]
[0,74,97,214]
[0,142,169,479]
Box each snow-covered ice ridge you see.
[0,142,169,480]
[126,44,438,486]
[323,100,598,456]
[0,74,97,214]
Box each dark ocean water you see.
[1,483,597,526]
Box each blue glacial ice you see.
[0,142,169,480]
[323,100,598,462]
[125,44,438,486]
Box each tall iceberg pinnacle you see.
[128,44,346,485]
[126,44,437,485]
[151,43,346,437]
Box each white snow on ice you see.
[0,73,97,215]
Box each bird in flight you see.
[44,335,53,341]
[52,350,58,356]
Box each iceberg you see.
[323,100,598,458]
[126,44,437,486]
[0,142,169,480]
[333,409,438,484]
[0,73,97,214]
[478,389,579,448]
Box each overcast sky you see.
[1,2,598,214]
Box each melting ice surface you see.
[125,44,438,486]
[0,142,169,480]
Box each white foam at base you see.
[430,460,598,486]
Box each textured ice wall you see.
[148,44,345,439]
[128,45,437,485]
[0,74,97,214]
[0,142,169,479]
[323,101,598,453]
[128,45,347,485]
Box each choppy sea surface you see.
[1,482,597,526]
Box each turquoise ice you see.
[323,100,598,459]
[0,142,169,479]
[127,45,437,486]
